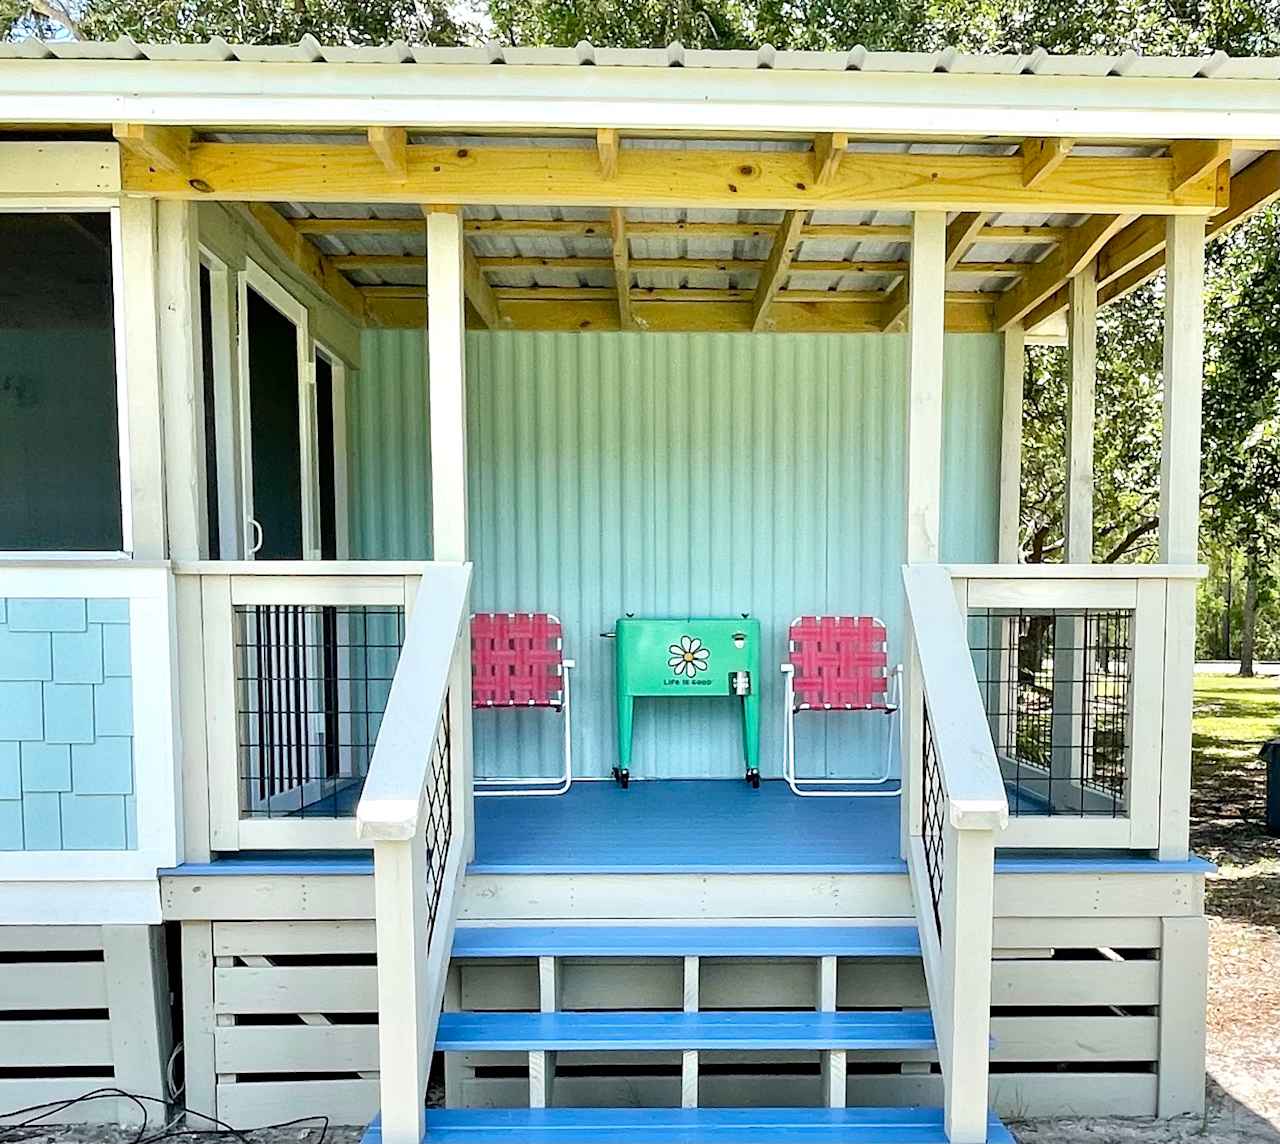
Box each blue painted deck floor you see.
[472,779,905,874]
[362,1108,1016,1144]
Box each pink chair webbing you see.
[788,615,890,711]
[471,612,565,709]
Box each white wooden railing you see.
[946,563,1203,856]
[902,564,1008,1144]
[175,561,436,851]
[356,562,472,1144]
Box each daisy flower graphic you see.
[668,635,710,677]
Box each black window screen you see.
[0,213,123,551]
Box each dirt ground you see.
[5,675,1278,1144]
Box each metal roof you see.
[3,36,1280,80]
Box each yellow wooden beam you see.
[1021,137,1074,188]
[245,203,366,324]
[812,132,849,186]
[122,143,1224,214]
[1169,139,1232,193]
[367,127,409,181]
[291,215,1067,245]
[994,214,1128,330]
[597,128,620,180]
[361,292,994,333]
[112,123,192,179]
[329,253,995,275]
[609,207,635,330]
[751,210,808,331]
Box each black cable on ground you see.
[0,1088,330,1144]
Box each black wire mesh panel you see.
[967,607,1133,818]
[233,603,406,819]
[424,694,453,947]
[921,707,945,941]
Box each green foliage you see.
[488,0,753,49]
[78,0,471,45]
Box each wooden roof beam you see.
[112,123,191,178]
[1021,137,1074,188]
[367,127,408,181]
[597,128,619,180]
[244,203,365,324]
[750,210,807,331]
[812,132,849,185]
[122,144,1226,214]
[1169,139,1232,192]
[994,213,1129,330]
[609,207,635,329]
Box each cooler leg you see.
[742,692,761,787]
[614,692,633,788]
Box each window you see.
[0,212,123,551]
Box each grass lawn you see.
[1193,672,1280,1131]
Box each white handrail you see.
[903,564,1009,831]
[356,562,472,842]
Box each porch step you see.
[434,1009,935,1052]
[363,1107,1015,1144]
[452,924,920,959]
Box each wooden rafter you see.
[812,132,849,185]
[597,129,620,180]
[609,207,634,329]
[1021,138,1074,188]
[289,216,1069,245]
[112,123,191,178]
[880,211,990,331]
[750,210,807,332]
[244,203,365,323]
[1168,139,1232,192]
[994,214,1129,330]
[122,143,1226,213]
[367,127,408,181]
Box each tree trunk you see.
[1241,564,1258,678]
[1223,561,1233,660]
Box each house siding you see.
[0,597,135,850]
[349,331,1002,781]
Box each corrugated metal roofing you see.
[3,36,1280,81]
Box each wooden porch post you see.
[901,210,946,853]
[426,207,475,859]
[997,325,1025,565]
[1064,262,1097,565]
[1158,214,1207,861]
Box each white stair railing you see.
[902,564,1009,1144]
[356,563,473,1144]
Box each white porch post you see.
[1064,262,1097,565]
[426,205,475,856]
[156,199,208,560]
[119,196,167,559]
[1158,214,1207,861]
[901,211,946,852]
[997,325,1025,565]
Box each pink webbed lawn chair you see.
[471,612,575,797]
[779,615,902,798]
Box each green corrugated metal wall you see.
[349,330,1002,781]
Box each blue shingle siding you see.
[0,598,135,850]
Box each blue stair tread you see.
[363,1107,1014,1144]
[453,925,920,959]
[435,1010,935,1052]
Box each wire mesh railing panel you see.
[921,705,945,941]
[424,694,453,946]
[967,607,1133,819]
[233,603,406,819]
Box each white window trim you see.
[315,341,351,560]
[236,257,319,560]
[0,200,132,559]
[198,244,244,559]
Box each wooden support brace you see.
[881,210,987,330]
[812,132,849,185]
[423,206,503,329]
[597,128,619,180]
[1169,139,1232,193]
[1021,137,1074,188]
[245,202,366,323]
[610,207,635,330]
[113,123,191,178]
[368,126,409,181]
[750,209,808,331]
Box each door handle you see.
[248,518,264,555]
